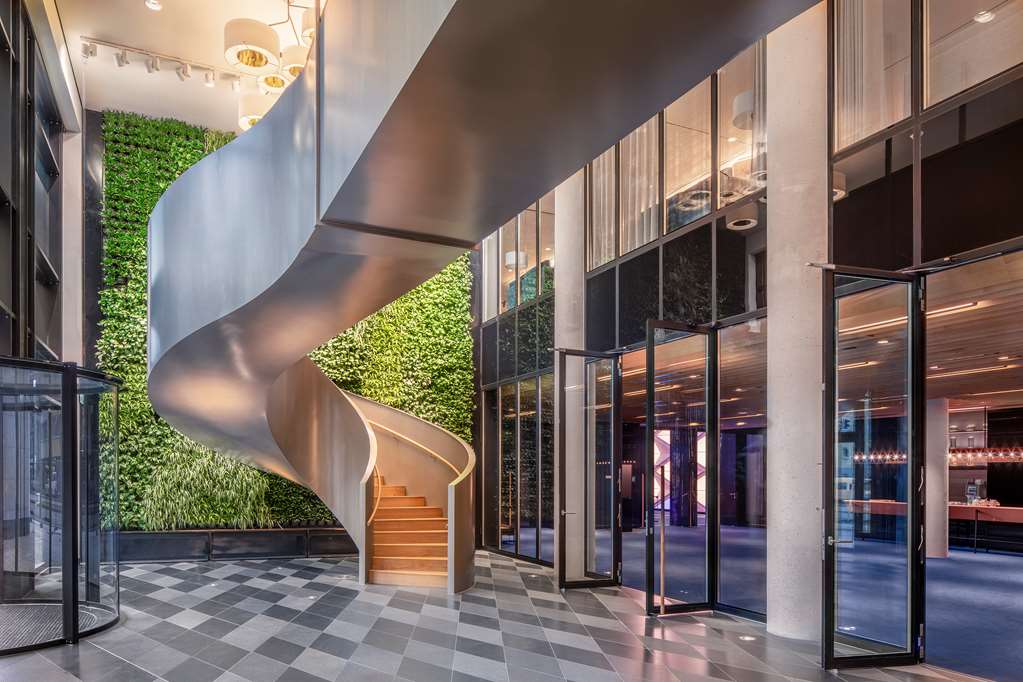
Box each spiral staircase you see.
[145,0,813,593]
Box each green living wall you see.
[98,111,474,530]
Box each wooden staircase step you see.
[378,495,426,508]
[379,485,407,497]
[373,556,448,571]
[374,517,447,531]
[376,506,443,519]
[375,543,446,558]
[374,529,447,543]
[369,569,446,588]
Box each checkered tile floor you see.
[0,552,983,681]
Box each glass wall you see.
[717,43,766,206]
[500,383,517,552]
[588,146,616,270]
[718,319,767,614]
[0,360,120,652]
[481,234,498,321]
[539,373,554,563]
[499,219,517,313]
[518,379,538,559]
[518,207,538,304]
[834,0,911,150]
[924,0,1023,107]
[620,116,660,255]
[665,78,712,231]
[539,191,555,296]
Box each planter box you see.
[119,528,356,563]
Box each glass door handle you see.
[827,536,853,546]
[560,510,576,516]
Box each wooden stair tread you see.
[372,569,446,576]
[375,542,447,546]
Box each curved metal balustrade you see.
[0,357,120,653]
[147,0,815,591]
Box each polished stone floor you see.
[0,552,983,681]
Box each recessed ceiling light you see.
[739,635,756,641]
[973,10,995,23]
[727,136,738,143]
[877,339,889,345]
[145,0,162,10]
[998,355,1010,360]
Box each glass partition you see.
[587,147,616,270]
[665,79,712,231]
[620,116,660,255]
[518,379,538,559]
[539,191,555,295]
[518,208,538,304]
[717,42,767,206]
[499,218,517,313]
[0,359,120,653]
[500,383,517,553]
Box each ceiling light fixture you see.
[258,71,288,94]
[175,63,191,81]
[973,10,995,23]
[81,42,97,60]
[281,44,308,81]
[929,364,1017,379]
[726,203,758,232]
[115,49,130,68]
[238,93,272,131]
[204,70,216,88]
[224,18,280,76]
[230,77,241,92]
[145,0,162,10]
[301,8,316,46]
[832,170,847,201]
[840,301,979,335]
[838,360,878,371]
[145,56,160,73]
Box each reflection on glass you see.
[718,42,767,206]
[586,269,616,352]
[481,322,497,386]
[618,249,659,347]
[498,314,516,381]
[718,320,767,614]
[481,233,499,321]
[834,0,911,150]
[588,147,616,270]
[537,296,554,371]
[651,331,708,608]
[620,116,660,255]
[834,277,911,655]
[78,376,120,626]
[483,389,500,548]
[717,201,767,318]
[539,191,555,295]
[500,383,518,553]
[665,78,712,231]
[925,0,1023,106]
[833,133,913,270]
[662,224,712,326]
[539,373,555,563]
[517,303,537,376]
[518,379,538,559]
[499,218,517,312]
[586,359,615,577]
[518,207,538,303]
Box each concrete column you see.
[926,399,950,558]
[554,169,586,582]
[61,132,84,364]
[765,2,828,641]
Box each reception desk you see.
[844,500,1023,551]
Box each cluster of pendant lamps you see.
[225,7,315,131]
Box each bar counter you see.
[844,500,1023,552]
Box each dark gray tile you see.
[397,656,453,682]
[456,636,506,663]
[195,640,249,669]
[195,616,238,639]
[163,657,223,682]
[255,636,305,665]
[311,632,359,659]
[551,642,614,671]
[362,628,410,655]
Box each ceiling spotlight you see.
[726,203,759,232]
[973,10,995,23]
[176,63,192,81]
[81,42,97,60]
[230,77,241,92]
[224,18,280,75]
[204,70,216,88]
[301,8,316,46]
[238,93,272,131]
[145,0,163,10]
[114,49,129,68]
[145,56,160,73]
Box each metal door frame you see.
[644,319,717,615]
[821,264,925,670]
[556,347,622,589]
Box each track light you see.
[204,70,216,88]
[145,56,160,73]
[115,49,130,68]
[176,63,192,81]
[230,77,241,92]
[81,42,97,60]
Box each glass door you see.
[645,320,716,614]
[823,266,924,669]
[557,348,621,588]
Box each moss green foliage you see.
[98,110,474,530]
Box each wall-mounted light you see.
[224,18,280,76]
[115,49,130,67]
[145,56,161,73]
[176,63,192,81]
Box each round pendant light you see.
[281,44,308,81]
[224,18,280,76]
[238,93,272,131]
[258,70,288,94]
[301,9,316,46]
